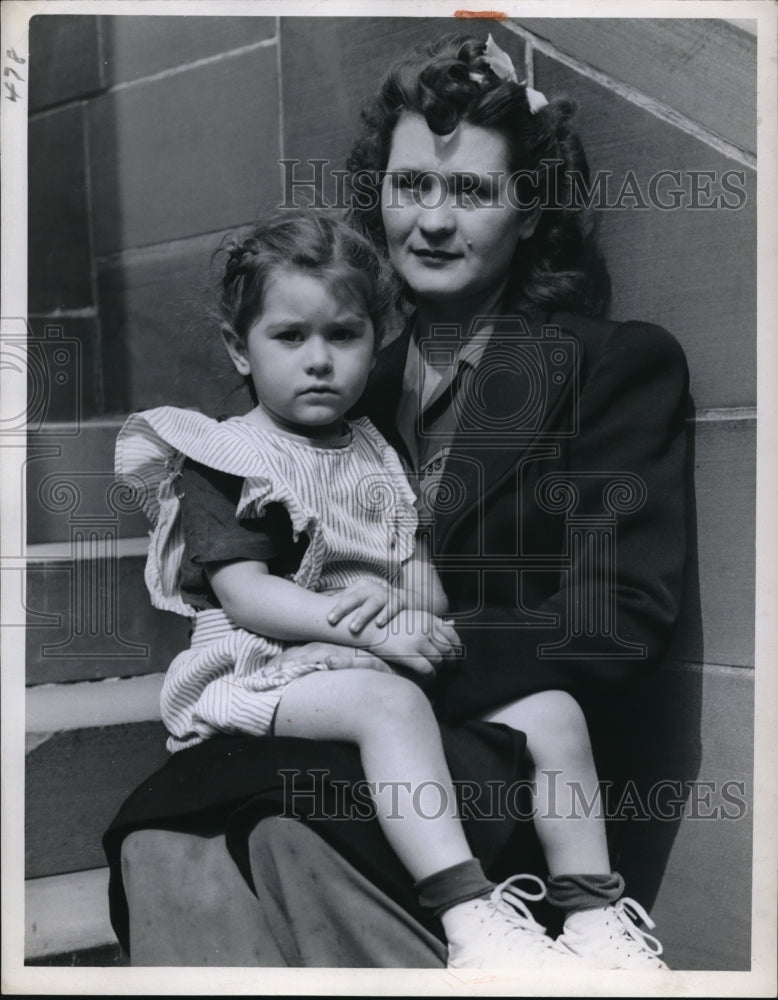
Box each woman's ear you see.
[221,324,251,375]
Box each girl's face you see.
[224,270,375,439]
[381,113,538,307]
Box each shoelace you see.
[612,897,664,958]
[489,874,558,949]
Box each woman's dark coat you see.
[362,306,690,773]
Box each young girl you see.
[117,210,667,970]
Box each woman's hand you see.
[326,580,408,634]
[273,641,395,674]
[369,610,461,677]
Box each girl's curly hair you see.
[215,209,394,346]
[213,210,394,403]
[346,33,610,316]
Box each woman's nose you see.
[416,180,456,238]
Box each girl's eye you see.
[330,328,357,343]
[276,329,303,343]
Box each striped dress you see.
[116,406,418,752]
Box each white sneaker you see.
[555,897,670,969]
[444,874,582,969]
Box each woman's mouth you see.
[412,248,462,263]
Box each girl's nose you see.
[304,336,333,374]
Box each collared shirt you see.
[396,318,494,525]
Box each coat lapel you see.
[361,308,585,550]
[358,319,414,461]
[433,310,582,549]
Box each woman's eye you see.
[391,171,413,192]
[452,174,492,206]
[392,171,423,195]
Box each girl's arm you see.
[207,558,458,676]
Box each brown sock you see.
[415,858,494,917]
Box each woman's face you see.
[381,112,537,306]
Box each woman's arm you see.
[322,536,450,633]
[400,535,449,617]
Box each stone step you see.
[26,942,126,967]
[27,672,164,735]
[25,543,189,685]
[26,418,149,546]
[25,868,119,962]
[25,720,169,879]
[23,674,167,962]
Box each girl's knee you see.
[532,689,587,730]
[517,690,591,759]
[366,671,431,723]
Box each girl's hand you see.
[326,580,408,634]
[274,641,394,674]
[370,610,461,677]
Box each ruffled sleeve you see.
[115,409,191,616]
[114,407,283,616]
[115,408,265,519]
[235,475,322,590]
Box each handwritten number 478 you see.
[4,47,26,102]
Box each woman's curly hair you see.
[346,33,610,316]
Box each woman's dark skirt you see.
[102,721,546,955]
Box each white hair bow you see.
[471,33,549,115]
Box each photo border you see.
[2,1,776,996]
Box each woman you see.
[348,31,688,808]
[104,33,688,968]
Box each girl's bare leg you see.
[274,668,473,881]
[481,690,611,876]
